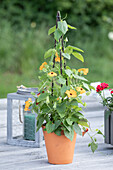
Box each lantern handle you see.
[19,100,23,123]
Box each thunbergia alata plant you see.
[25,11,103,153]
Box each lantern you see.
[7,92,43,147]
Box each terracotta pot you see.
[42,126,77,164]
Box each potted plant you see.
[25,11,103,164]
[96,82,113,144]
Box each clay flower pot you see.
[42,126,77,164]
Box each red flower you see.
[101,83,109,89]
[86,128,88,132]
[96,83,109,92]
[42,91,44,93]
[37,92,40,96]
[96,85,103,92]
[36,102,39,105]
[82,128,88,136]
[111,91,113,94]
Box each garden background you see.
[0,0,113,98]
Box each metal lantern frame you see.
[7,92,43,147]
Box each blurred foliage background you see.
[0,0,113,98]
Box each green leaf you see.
[57,75,66,85]
[88,143,91,147]
[64,128,74,141]
[56,102,66,118]
[46,122,56,133]
[91,142,98,153]
[78,120,89,127]
[64,46,73,55]
[40,103,50,113]
[31,92,35,96]
[64,37,68,42]
[70,99,78,106]
[58,21,68,34]
[67,24,77,30]
[75,112,84,118]
[89,85,95,90]
[73,122,82,136]
[82,82,90,91]
[45,115,50,123]
[83,102,87,107]
[70,115,79,122]
[37,115,45,131]
[54,128,61,136]
[37,93,49,102]
[65,69,72,77]
[54,29,62,41]
[53,102,57,109]
[48,25,56,35]
[66,45,84,53]
[86,91,91,96]
[61,85,70,96]
[62,53,71,60]
[44,49,56,59]
[62,120,72,132]
[66,118,73,125]
[72,52,84,62]
[54,120,61,129]
[73,74,88,81]
[97,130,103,136]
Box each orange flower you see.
[65,89,77,98]
[48,72,57,77]
[39,62,47,70]
[57,97,59,101]
[55,52,63,62]
[82,128,88,136]
[78,68,89,75]
[24,107,30,111]
[55,52,57,57]
[55,56,60,62]
[76,87,86,94]
[24,98,32,111]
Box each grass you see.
[0,72,39,98]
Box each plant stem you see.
[39,80,48,91]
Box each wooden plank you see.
[1,103,113,170]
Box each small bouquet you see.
[96,82,113,111]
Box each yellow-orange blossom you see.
[78,68,89,75]
[39,62,47,70]
[76,87,86,94]
[55,52,63,62]
[24,98,32,111]
[65,89,77,98]
[48,72,57,77]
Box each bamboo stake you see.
[52,11,61,96]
